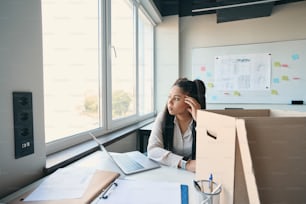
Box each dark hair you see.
[172,77,206,109]
[162,78,206,160]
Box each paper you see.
[214,53,271,91]
[96,179,182,204]
[25,167,95,201]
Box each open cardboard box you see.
[196,109,306,204]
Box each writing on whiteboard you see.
[214,53,271,91]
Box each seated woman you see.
[147,77,206,172]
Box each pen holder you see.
[194,179,222,204]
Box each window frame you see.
[45,0,157,155]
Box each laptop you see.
[89,133,160,175]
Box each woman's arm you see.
[147,112,183,167]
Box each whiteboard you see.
[192,39,306,104]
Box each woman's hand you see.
[186,160,196,172]
[184,96,201,121]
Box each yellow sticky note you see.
[274,62,281,67]
[281,75,289,81]
[271,89,278,95]
[233,91,240,96]
[207,83,214,88]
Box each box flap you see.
[236,119,260,204]
[196,110,236,204]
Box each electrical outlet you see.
[15,139,34,159]
[13,92,34,159]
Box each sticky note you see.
[274,62,281,67]
[206,72,212,78]
[233,91,240,96]
[211,96,217,101]
[207,83,214,88]
[271,90,278,95]
[273,78,280,84]
[281,64,289,68]
[281,75,289,81]
[200,66,206,72]
[292,77,301,80]
[292,54,299,60]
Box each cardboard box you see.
[196,109,306,204]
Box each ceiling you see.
[152,0,304,23]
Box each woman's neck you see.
[176,113,192,134]
[176,112,192,123]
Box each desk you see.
[137,122,153,153]
[2,151,197,204]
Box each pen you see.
[193,180,202,192]
[209,173,213,193]
[212,184,222,194]
[200,184,222,204]
[100,182,118,199]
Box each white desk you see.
[1,151,198,204]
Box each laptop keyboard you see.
[113,154,144,172]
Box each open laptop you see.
[89,133,160,175]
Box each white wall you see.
[180,1,306,77]
[0,0,46,198]
[178,1,306,110]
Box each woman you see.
[147,77,206,172]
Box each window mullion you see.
[134,2,139,116]
[105,0,113,131]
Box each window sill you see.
[44,118,155,175]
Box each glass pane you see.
[138,10,154,115]
[111,0,136,120]
[42,0,101,143]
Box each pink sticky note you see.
[200,66,206,72]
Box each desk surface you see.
[2,151,198,204]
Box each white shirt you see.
[147,111,194,168]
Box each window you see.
[138,8,154,116]
[42,0,101,143]
[42,0,156,152]
[111,0,135,120]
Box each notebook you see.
[90,133,160,175]
[9,169,120,204]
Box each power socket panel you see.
[13,92,34,159]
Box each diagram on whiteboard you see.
[214,53,271,91]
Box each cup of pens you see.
[193,179,222,204]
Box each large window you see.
[42,0,155,152]
[42,0,101,143]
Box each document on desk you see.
[24,167,95,201]
[96,179,188,204]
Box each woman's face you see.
[167,86,189,116]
